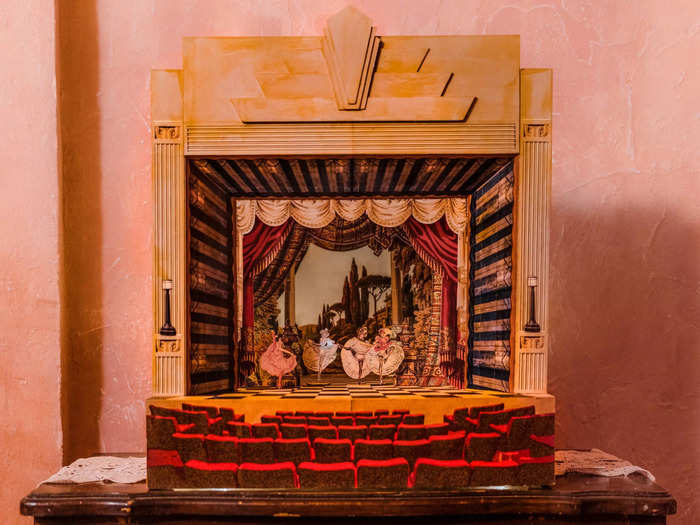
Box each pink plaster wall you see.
[4,1,699,523]
[0,1,63,521]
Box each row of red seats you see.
[264,412,424,427]
[149,417,554,467]
[226,421,449,441]
[148,454,554,489]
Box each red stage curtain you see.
[403,217,461,386]
[241,219,292,373]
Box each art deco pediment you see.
[175,6,518,126]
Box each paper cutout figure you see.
[341,326,373,382]
[366,327,404,384]
[260,332,298,388]
[303,328,339,381]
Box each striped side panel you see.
[189,163,234,394]
[468,161,514,392]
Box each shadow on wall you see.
[548,198,700,522]
[58,0,103,463]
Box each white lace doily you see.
[555,449,655,481]
[43,456,146,484]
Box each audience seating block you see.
[402,414,425,425]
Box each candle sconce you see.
[159,280,177,336]
[524,276,541,333]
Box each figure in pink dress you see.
[260,331,298,388]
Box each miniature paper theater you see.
[147,6,555,490]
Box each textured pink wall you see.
[4,1,699,523]
[0,1,62,522]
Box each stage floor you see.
[149,384,555,425]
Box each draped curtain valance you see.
[236,198,468,236]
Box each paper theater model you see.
[147,6,555,490]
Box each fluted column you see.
[513,69,552,394]
[151,70,187,396]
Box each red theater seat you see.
[297,462,356,489]
[465,432,501,462]
[219,407,244,423]
[295,411,315,417]
[280,423,307,439]
[181,411,224,435]
[378,414,403,426]
[284,415,307,425]
[183,404,219,418]
[251,423,280,439]
[393,439,430,470]
[396,424,427,441]
[147,449,184,489]
[424,423,450,437]
[529,434,555,457]
[274,438,313,465]
[470,459,518,486]
[517,455,555,486]
[402,414,425,425]
[374,409,389,416]
[314,411,333,418]
[184,459,238,488]
[357,458,410,489]
[238,462,298,488]
[226,421,252,438]
[392,409,410,416]
[313,438,353,463]
[354,439,394,461]
[469,403,505,418]
[276,410,294,417]
[411,458,471,489]
[148,416,192,450]
[338,425,367,442]
[205,435,238,463]
[307,416,331,426]
[238,437,275,464]
[531,413,555,436]
[429,432,465,461]
[491,415,534,451]
[335,411,354,417]
[260,414,283,425]
[368,424,396,441]
[307,425,338,443]
[331,416,354,427]
[173,433,207,462]
[356,416,378,427]
[352,411,372,418]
